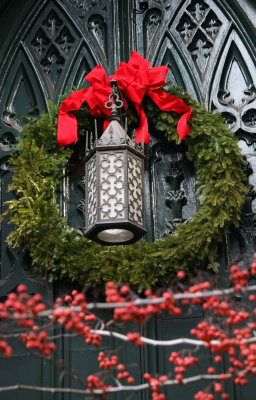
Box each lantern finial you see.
[105,80,124,122]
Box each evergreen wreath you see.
[5,87,247,292]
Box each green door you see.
[0,0,256,399]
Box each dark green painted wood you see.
[1,1,256,399]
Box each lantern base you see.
[84,222,147,246]
[97,229,134,243]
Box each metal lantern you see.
[84,80,147,245]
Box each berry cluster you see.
[98,352,118,370]
[110,284,181,324]
[20,331,56,357]
[226,310,250,326]
[105,282,126,303]
[86,375,112,399]
[144,373,167,400]
[194,391,214,400]
[116,363,135,384]
[182,282,211,306]
[0,340,12,358]
[230,265,250,291]
[96,353,135,384]
[194,386,229,399]
[126,332,144,346]
[0,284,46,330]
[203,297,230,316]
[52,291,102,347]
[251,261,256,276]
[237,342,256,376]
[191,321,226,343]
[169,352,198,383]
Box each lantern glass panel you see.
[99,151,126,220]
[87,155,97,227]
[128,151,144,226]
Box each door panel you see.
[1,1,256,399]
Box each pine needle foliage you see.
[5,87,247,292]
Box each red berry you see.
[120,285,130,295]
[177,271,186,279]
[215,383,222,393]
[127,376,135,384]
[117,364,125,372]
[17,284,27,293]
[235,284,242,292]
[64,295,72,303]
[175,374,183,383]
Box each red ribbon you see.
[57,52,192,146]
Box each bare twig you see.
[0,370,240,395]
[37,284,256,319]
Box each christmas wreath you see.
[5,53,247,292]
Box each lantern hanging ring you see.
[105,80,124,120]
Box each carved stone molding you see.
[209,30,256,144]
[164,162,187,236]
[148,139,196,240]
[68,0,102,12]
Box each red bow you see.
[57,52,192,146]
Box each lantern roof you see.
[97,120,134,147]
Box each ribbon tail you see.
[57,112,79,146]
[148,89,193,140]
[135,104,150,144]
[57,89,88,147]
[177,109,193,140]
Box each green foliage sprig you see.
[5,87,247,292]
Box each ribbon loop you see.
[57,51,193,146]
